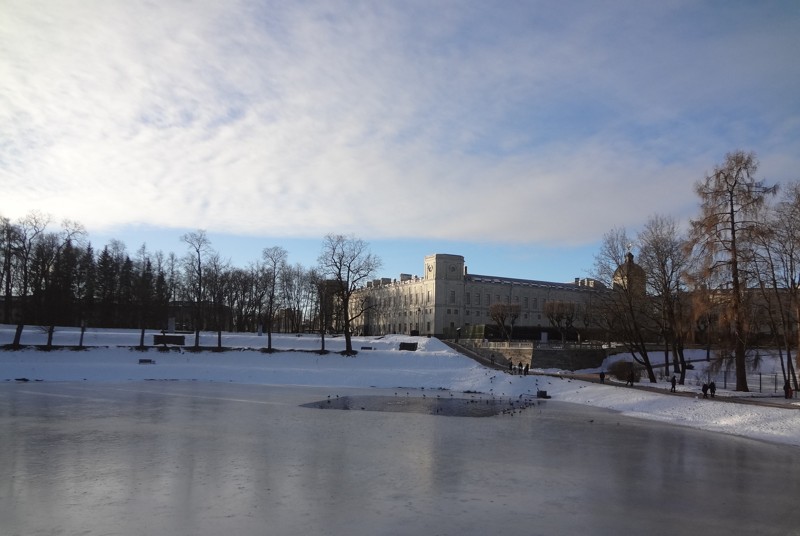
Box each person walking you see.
[709,381,716,398]
[701,383,709,398]
[670,375,677,393]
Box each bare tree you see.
[307,267,335,352]
[773,183,800,386]
[281,262,310,333]
[9,212,49,346]
[751,182,800,391]
[488,302,510,340]
[543,301,576,345]
[227,266,256,332]
[317,234,382,354]
[261,246,288,351]
[181,230,212,348]
[637,214,691,383]
[688,150,777,391]
[591,227,658,382]
[204,252,230,349]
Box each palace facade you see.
[353,253,603,339]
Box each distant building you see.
[613,252,646,296]
[353,253,604,339]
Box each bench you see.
[138,358,156,365]
[153,334,185,346]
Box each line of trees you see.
[590,151,799,392]
[0,215,381,352]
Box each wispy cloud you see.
[1,0,798,246]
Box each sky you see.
[2,326,799,447]
[2,1,799,283]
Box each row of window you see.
[454,291,537,309]
[378,289,545,309]
[445,309,542,321]
[377,290,433,308]
[370,322,431,334]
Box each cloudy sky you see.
[2,0,798,281]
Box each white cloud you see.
[1,0,798,248]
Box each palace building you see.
[353,253,604,339]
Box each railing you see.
[460,339,604,351]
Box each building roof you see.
[465,273,594,291]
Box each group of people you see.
[508,361,529,376]
[670,375,719,398]
[701,381,717,398]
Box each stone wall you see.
[454,342,606,372]
[531,348,606,371]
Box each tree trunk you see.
[344,327,353,354]
[729,190,749,392]
[13,323,24,348]
[664,338,670,376]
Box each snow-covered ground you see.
[2,325,799,447]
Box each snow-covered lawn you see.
[2,325,799,447]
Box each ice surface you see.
[2,382,799,536]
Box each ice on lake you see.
[2,382,799,536]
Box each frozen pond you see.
[2,382,799,536]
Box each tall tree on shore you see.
[591,227,658,382]
[181,230,212,348]
[261,246,288,351]
[688,150,777,392]
[204,252,230,349]
[637,214,691,383]
[317,234,381,354]
[751,181,800,391]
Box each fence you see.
[655,367,793,395]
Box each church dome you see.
[613,252,646,294]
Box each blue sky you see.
[1,1,799,282]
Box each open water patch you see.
[302,394,539,417]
